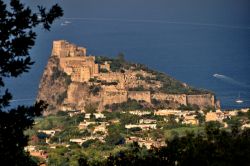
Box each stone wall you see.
[98,72,125,89]
[102,86,128,106]
[152,93,187,105]
[186,94,215,108]
[128,91,151,103]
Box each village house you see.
[154,109,182,116]
[70,136,105,145]
[126,137,166,149]
[67,110,81,117]
[78,121,96,130]
[182,115,199,125]
[205,110,228,122]
[25,146,48,159]
[139,119,157,124]
[125,124,157,130]
[84,113,106,119]
[129,110,152,116]
[38,129,61,137]
[241,123,250,129]
[93,124,108,134]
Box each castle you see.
[52,40,110,82]
[38,40,218,112]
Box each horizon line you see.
[62,17,250,30]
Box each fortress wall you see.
[186,94,215,108]
[152,93,187,105]
[98,73,124,82]
[128,91,151,103]
[102,89,128,106]
[98,73,125,89]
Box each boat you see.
[235,93,244,104]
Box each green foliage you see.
[99,68,109,73]
[195,111,205,125]
[77,124,250,166]
[84,104,97,114]
[95,56,112,64]
[106,125,125,146]
[56,111,68,116]
[51,66,71,85]
[82,139,99,148]
[119,113,140,126]
[109,53,130,72]
[203,105,216,113]
[178,104,200,111]
[89,85,101,96]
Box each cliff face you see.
[37,56,71,112]
[37,40,219,113]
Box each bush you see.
[99,68,109,73]
[89,85,101,96]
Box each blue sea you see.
[4,0,250,109]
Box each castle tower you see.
[52,40,87,57]
[52,40,65,56]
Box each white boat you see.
[235,99,244,103]
[235,93,244,104]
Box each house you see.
[125,137,166,149]
[85,113,106,119]
[38,129,61,137]
[205,110,227,122]
[205,112,219,122]
[183,115,199,125]
[93,124,108,134]
[78,121,96,130]
[125,124,157,130]
[68,110,81,117]
[24,145,36,152]
[129,110,152,116]
[154,109,181,116]
[70,138,85,145]
[241,123,250,129]
[25,146,48,159]
[139,119,157,124]
[70,136,106,145]
[93,113,106,119]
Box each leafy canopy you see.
[0,0,63,165]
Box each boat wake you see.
[213,74,250,88]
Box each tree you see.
[195,111,205,125]
[84,104,97,114]
[0,0,63,165]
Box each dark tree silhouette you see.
[0,0,63,165]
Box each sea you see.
[4,0,250,110]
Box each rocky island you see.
[37,40,220,113]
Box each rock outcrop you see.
[37,40,219,113]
